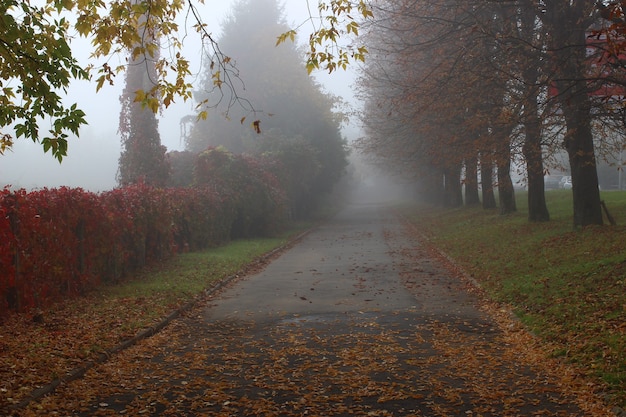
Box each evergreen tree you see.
[117,6,170,187]
[186,0,348,214]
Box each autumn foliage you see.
[194,147,286,238]
[0,152,287,316]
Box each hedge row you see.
[0,178,285,316]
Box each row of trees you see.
[357,0,626,226]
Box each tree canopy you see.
[0,0,371,160]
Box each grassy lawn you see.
[398,190,626,408]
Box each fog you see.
[345,153,417,205]
[0,1,360,192]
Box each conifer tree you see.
[117,3,169,187]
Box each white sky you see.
[0,0,360,191]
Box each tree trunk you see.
[512,2,549,222]
[545,1,603,227]
[493,117,516,214]
[497,158,516,215]
[557,61,604,226]
[464,156,480,206]
[518,37,550,222]
[480,152,496,209]
[444,164,463,208]
[523,113,550,222]
[562,101,603,226]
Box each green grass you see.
[399,190,626,408]
[108,238,289,299]
[86,224,312,332]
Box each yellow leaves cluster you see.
[275,29,297,46]
[134,89,159,113]
[74,0,193,115]
[0,133,14,155]
[276,0,372,75]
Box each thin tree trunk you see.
[444,164,463,208]
[493,119,516,214]
[481,152,496,209]
[464,156,480,206]
[523,125,549,222]
[497,159,516,215]
[522,80,550,222]
[512,2,549,222]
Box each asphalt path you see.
[31,202,592,416]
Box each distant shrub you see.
[194,147,287,238]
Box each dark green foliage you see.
[167,150,196,187]
[0,2,89,160]
[194,147,287,237]
[117,49,170,187]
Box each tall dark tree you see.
[542,1,604,226]
[187,0,348,216]
[117,4,169,187]
[496,2,548,221]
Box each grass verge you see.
[398,190,626,409]
[0,224,311,411]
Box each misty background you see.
[0,0,361,192]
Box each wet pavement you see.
[24,203,593,416]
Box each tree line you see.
[7,0,626,228]
[356,0,626,227]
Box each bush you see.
[194,147,287,238]
[0,187,107,312]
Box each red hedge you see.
[0,171,286,315]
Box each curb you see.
[392,209,484,290]
[7,227,314,414]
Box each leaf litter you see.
[10,310,595,415]
[15,282,613,416]
[2,216,618,416]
